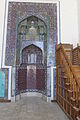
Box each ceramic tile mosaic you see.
[5,2,57,66]
[0,68,9,98]
[5,2,57,96]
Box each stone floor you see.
[0,97,69,120]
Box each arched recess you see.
[16,16,47,95]
[21,44,43,65]
[20,42,44,65]
[18,44,45,93]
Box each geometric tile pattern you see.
[5,2,57,66]
[5,2,57,97]
[0,68,9,99]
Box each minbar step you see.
[73,106,80,112]
[66,83,70,86]
[0,99,11,102]
[76,116,80,120]
[70,97,76,102]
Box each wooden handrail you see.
[72,46,80,52]
[56,44,80,88]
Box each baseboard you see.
[0,98,11,102]
[51,100,57,102]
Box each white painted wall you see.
[0,0,79,67]
[77,0,80,44]
[60,0,79,47]
[0,0,5,67]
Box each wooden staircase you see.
[56,44,80,120]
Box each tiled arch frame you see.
[5,2,57,98]
[5,2,57,66]
[18,15,48,28]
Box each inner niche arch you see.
[20,43,44,65]
[21,44,43,65]
[18,44,45,93]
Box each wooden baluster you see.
[58,67,60,102]
[76,84,79,107]
[73,80,75,99]
[56,68,58,101]
[57,67,60,102]
[63,79,65,108]
[66,88,68,112]
[67,89,72,116]
[60,71,62,106]
[69,75,73,90]
[61,77,62,106]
